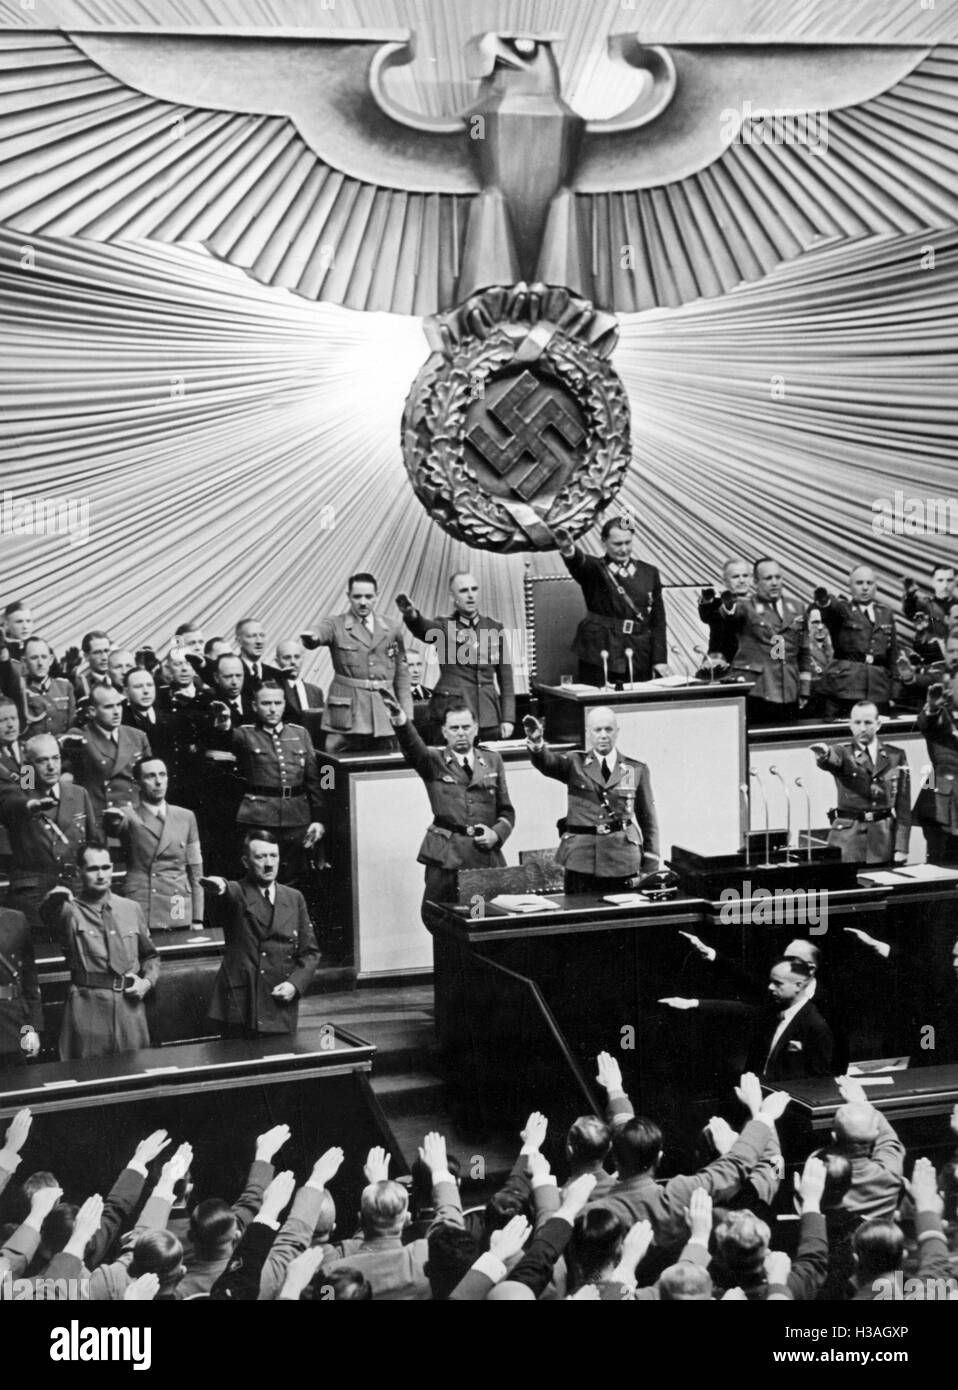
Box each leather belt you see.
[246,785,305,799]
[432,816,471,835]
[563,823,600,835]
[829,807,893,823]
[0,983,21,1001]
[586,609,647,636]
[335,675,387,690]
[74,971,126,991]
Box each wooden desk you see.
[428,883,958,1152]
[0,1031,399,1220]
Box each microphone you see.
[693,645,715,685]
[740,782,751,867]
[670,644,692,686]
[599,648,610,690]
[794,776,813,862]
[749,768,773,867]
[624,646,635,690]
[919,762,936,793]
[768,765,792,860]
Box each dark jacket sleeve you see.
[496,645,516,727]
[231,1159,274,1232]
[209,1221,277,1300]
[649,568,667,669]
[87,1166,147,1269]
[301,729,327,822]
[528,743,574,784]
[801,1013,835,1077]
[493,759,515,844]
[499,1215,572,1299]
[288,895,320,998]
[785,1211,829,1301]
[634,763,659,860]
[395,718,437,780]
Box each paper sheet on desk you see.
[848,1075,895,1086]
[602,894,649,906]
[489,894,561,913]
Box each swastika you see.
[465,370,585,501]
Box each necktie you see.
[601,757,611,782]
[262,886,273,905]
[364,616,374,635]
[462,757,472,779]
[253,663,261,681]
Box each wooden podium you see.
[536,682,748,857]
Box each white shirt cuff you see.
[531,1174,558,1190]
[127,1161,148,1178]
[0,1148,22,1174]
[472,1252,507,1284]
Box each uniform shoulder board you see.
[238,722,255,730]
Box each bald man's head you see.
[585,707,618,755]
[849,567,877,603]
[834,1102,880,1153]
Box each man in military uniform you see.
[810,701,911,864]
[804,607,835,721]
[104,757,205,933]
[201,829,320,1040]
[902,565,956,643]
[523,706,659,895]
[231,683,326,890]
[302,572,412,753]
[554,518,668,688]
[40,844,160,1061]
[723,558,811,725]
[381,692,515,923]
[73,630,113,704]
[21,637,76,737]
[914,677,958,864]
[62,684,151,830]
[397,572,515,741]
[0,733,98,934]
[896,625,958,712]
[0,906,42,1064]
[815,566,900,718]
[697,557,751,674]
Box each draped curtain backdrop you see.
[0,0,956,686]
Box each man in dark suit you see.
[0,732,98,933]
[811,700,911,864]
[275,639,324,727]
[660,957,835,1082]
[73,630,113,704]
[62,685,151,830]
[398,573,515,740]
[382,693,515,923]
[2,600,34,663]
[201,830,320,1039]
[0,905,42,1063]
[0,695,25,786]
[405,651,435,742]
[555,517,668,687]
[524,706,659,894]
[235,618,283,705]
[815,566,900,718]
[722,558,812,724]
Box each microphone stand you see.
[600,649,610,691]
[624,647,635,691]
[693,646,715,685]
[740,783,751,867]
[794,776,813,862]
[767,772,789,856]
[749,768,773,868]
[670,645,692,686]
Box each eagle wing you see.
[570,43,958,310]
[0,30,478,314]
